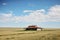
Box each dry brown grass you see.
[0,28,60,40]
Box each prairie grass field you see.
[0,28,60,40]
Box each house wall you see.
[26,28,37,30]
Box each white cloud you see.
[47,5,60,22]
[0,14,12,22]
[0,5,60,23]
[23,10,33,13]
[2,3,7,5]
[0,12,13,22]
[23,9,46,22]
[1,13,12,17]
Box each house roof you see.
[27,25,42,29]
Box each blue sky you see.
[0,0,60,28]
